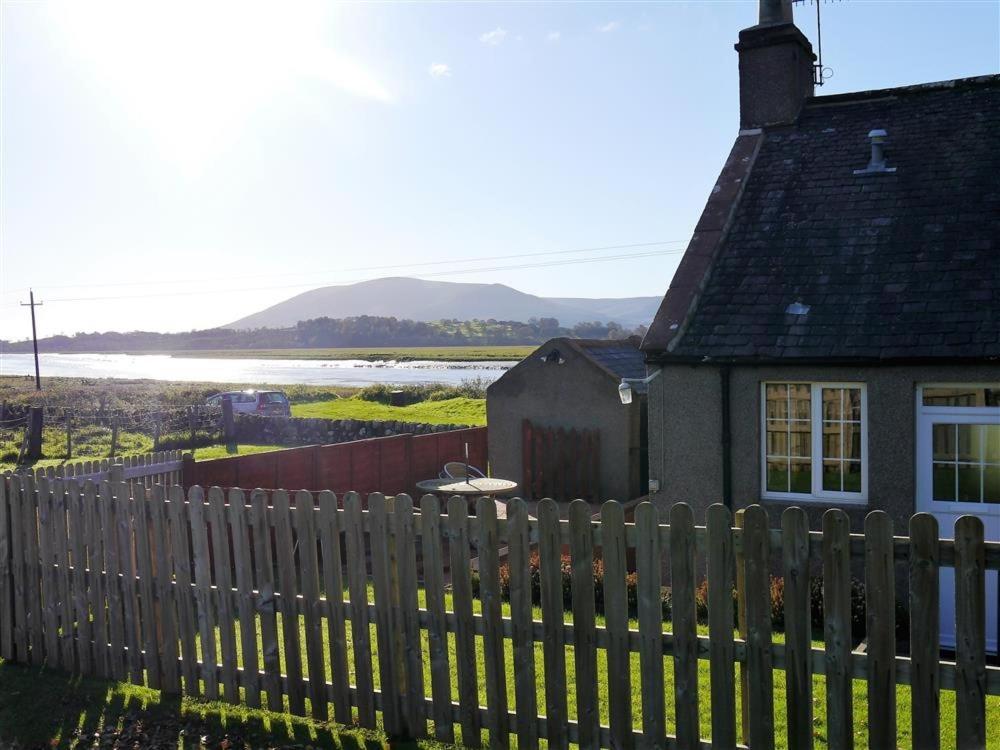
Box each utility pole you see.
[20,289,43,391]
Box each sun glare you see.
[46,1,391,174]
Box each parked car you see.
[206,390,291,417]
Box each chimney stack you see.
[735,0,815,129]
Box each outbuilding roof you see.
[529,337,649,392]
[643,75,1000,362]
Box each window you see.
[762,382,867,503]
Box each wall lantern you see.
[617,368,662,405]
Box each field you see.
[1,586,994,748]
[293,397,486,426]
[164,346,534,362]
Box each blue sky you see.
[1,0,997,339]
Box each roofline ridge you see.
[807,73,1000,107]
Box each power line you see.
[31,245,688,305]
[10,239,690,296]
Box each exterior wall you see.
[487,345,643,502]
[648,361,1000,531]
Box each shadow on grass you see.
[0,662,412,750]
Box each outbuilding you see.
[487,337,647,503]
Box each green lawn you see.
[293,397,486,426]
[189,444,288,461]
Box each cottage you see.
[487,337,647,503]
[641,1,998,648]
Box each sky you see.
[1,0,998,340]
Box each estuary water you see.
[0,352,516,387]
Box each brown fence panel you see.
[521,420,599,501]
[275,445,318,491]
[4,480,998,750]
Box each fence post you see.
[25,407,43,461]
[222,397,236,452]
[734,507,749,746]
[109,414,119,458]
[65,411,72,460]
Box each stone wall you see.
[234,413,472,446]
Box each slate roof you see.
[574,340,648,390]
[646,75,1000,361]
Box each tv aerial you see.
[792,0,840,86]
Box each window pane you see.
[789,427,811,458]
[986,425,1000,464]
[844,461,863,493]
[933,463,955,501]
[956,425,978,463]
[932,424,955,462]
[766,460,789,493]
[822,388,841,421]
[766,427,788,456]
[985,466,1000,504]
[790,384,811,420]
[844,424,862,461]
[957,465,982,502]
[765,385,788,420]
[846,389,862,421]
[789,460,812,493]
[923,386,1000,407]
[822,425,841,459]
[822,460,842,492]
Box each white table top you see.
[415,477,519,495]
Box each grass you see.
[293,397,486,426]
[165,346,533,362]
[189,444,288,461]
[0,660,442,750]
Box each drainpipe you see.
[720,365,733,510]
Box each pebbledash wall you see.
[234,414,473,447]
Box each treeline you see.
[1,315,648,353]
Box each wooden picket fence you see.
[2,451,184,489]
[0,476,998,750]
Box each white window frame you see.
[760,381,869,505]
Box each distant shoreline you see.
[3,345,534,363]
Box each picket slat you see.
[188,486,219,700]
[603,500,632,750]
[394,495,425,737]
[448,495,481,748]
[272,489,305,715]
[780,506,811,750]
[569,499,599,750]
[539,498,568,750]
[37,478,60,666]
[168,484,199,695]
[8,481,28,662]
[208,486,239,703]
[508,497,538,750]
[101,481,126,680]
[250,489,282,711]
[344,491,376,727]
[23,477,44,667]
[85,480,108,679]
[822,508,853,750]
[864,511,896,749]
[369,493,401,735]
[150,485,180,694]
[909,513,940,750]
[318,490,351,723]
[67,481,92,676]
[133,485,159,688]
[295,490,328,720]
[420,494,454,743]
[954,515,986,749]
[0,480,14,662]
[707,504,735,750]
[229,489,260,707]
[670,502,698,750]
[477,496,509,749]
[634,502,664,749]
[53,480,76,670]
[743,505,774,750]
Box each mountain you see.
[227,278,661,329]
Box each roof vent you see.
[785,300,811,315]
[854,129,897,174]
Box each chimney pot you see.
[759,0,793,25]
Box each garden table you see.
[415,477,518,498]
